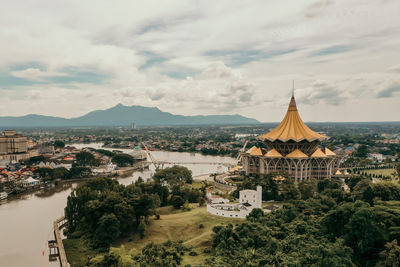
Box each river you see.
[0,144,235,267]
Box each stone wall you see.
[206,204,249,219]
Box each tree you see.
[69,166,91,178]
[376,240,400,267]
[395,163,400,178]
[246,208,264,221]
[76,151,99,167]
[317,178,341,193]
[94,213,121,247]
[111,153,134,167]
[372,182,400,201]
[355,145,369,158]
[281,179,300,201]
[298,180,317,200]
[352,179,374,205]
[54,140,65,148]
[136,241,189,266]
[138,219,146,239]
[28,155,45,165]
[65,178,162,248]
[52,167,71,179]
[170,195,185,209]
[153,166,193,187]
[198,197,206,206]
[33,167,54,181]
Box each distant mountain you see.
[0,104,259,128]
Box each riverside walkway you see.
[49,216,70,267]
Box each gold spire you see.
[258,93,326,142]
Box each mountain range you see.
[0,104,259,128]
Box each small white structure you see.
[20,177,41,188]
[207,186,262,219]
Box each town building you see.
[241,94,341,182]
[0,130,31,161]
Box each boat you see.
[0,192,8,200]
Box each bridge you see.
[155,161,234,168]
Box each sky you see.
[0,0,399,122]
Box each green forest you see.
[63,170,400,266]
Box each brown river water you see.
[0,143,235,267]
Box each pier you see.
[48,216,70,267]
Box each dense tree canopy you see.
[76,151,99,167]
[111,153,134,167]
[65,178,162,248]
[152,165,193,187]
[54,140,65,148]
[206,177,400,267]
[34,166,91,180]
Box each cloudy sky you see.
[0,0,399,122]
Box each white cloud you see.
[11,68,44,81]
[0,0,399,121]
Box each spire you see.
[292,80,294,97]
[289,82,297,111]
[257,82,326,142]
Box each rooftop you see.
[258,94,326,142]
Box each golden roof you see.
[258,95,325,142]
[272,175,286,181]
[229,165,243,173]
[265,148,283,158]
[286,149,308,158]
[246,146,264,156]
[251,148,264,156]
[311,148,327,158]
[323,147,336,156]
[246,146,257,154]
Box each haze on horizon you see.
[0,0,399,123]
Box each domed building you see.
[241,94,341,182]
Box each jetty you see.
[48,216,70,267]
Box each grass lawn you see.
[64,205,243,266]
[63,238,100,267]
[192,181,205,189]
[117,206,243,266]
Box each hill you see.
[0,104,259,127]
[63,206,242,267]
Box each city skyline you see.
[1,0,400,122]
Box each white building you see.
[20,177,41,188]
[368,153,384,162]
[207,186,262,219]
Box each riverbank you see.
[1,161,151,202]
